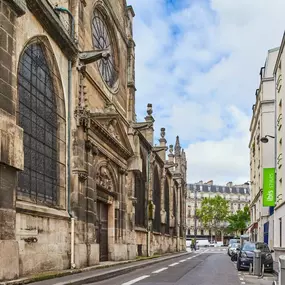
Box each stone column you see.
[0,0,26,280]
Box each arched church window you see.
[164,179,170,234]
[153,166,161,232]
[92,8,118,88]
[17,41,64,205]
[173,182,177,236]
[135,149,146,227]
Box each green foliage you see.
[226,205,250,235]
[196,195,229,232]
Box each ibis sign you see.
[263,168,275,207]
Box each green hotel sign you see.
[263,168,275,207]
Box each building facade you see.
[248,48,278,247]
[186,181,250,244]
[0,0,187,281]
[273,33,285,261]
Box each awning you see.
[247,222,258,233]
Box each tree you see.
[196,195,229,242]
[226,205,250,236]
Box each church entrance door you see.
[98,201,108,261]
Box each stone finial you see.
[174,135,181,155]
[160,127,165,139]
[169,144,173,155]
[159,127,167,148]
[147,103,153,116]
[145,103,154,123]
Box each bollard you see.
[253,249,262,276]
[279,255,285,285]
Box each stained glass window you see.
[153,166,161,232]
[17,43,59,205]
[92,9,117,88]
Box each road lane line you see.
[179,259,187,263]
[152,267,168,274]
[121,275,150,285]
[187,257,193,260]
[169,262,179,267]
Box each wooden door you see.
[98,202,108,261]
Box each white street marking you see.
[152,267,168,274]
[241,282,245,285]
[187,257,193,260]
[121,275,150,285]
[179,259,187,263]
[169,262,179,267]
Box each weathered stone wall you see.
[135,230,147,256]
[0,0,25,280]
[15,211,70,275]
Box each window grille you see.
[153,166,161,232]
[164,179,170,234]
[17,40,65,205]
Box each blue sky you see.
[127,0,285,185]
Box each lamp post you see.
[260,134,276,247]
[260,135,276,202]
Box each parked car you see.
[228,239,240,255]
[228,242,239,256]
[236,242,274,272]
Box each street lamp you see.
[260,135,275,144]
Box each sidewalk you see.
[273,261,279,276]
[0,251,192,285]
[242,272,277,285]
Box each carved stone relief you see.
[96,166,114,190]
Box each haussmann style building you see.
[186,181,250,244]
[248,48,278,248]
[0,0,187,281]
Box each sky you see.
[127,0,285,185]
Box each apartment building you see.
[186,181,250,244]
[248,48,278,248]
[273,33,285,261]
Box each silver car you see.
[228,242,239,256]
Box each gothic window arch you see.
[153,165,161,232]
[91,7,118,89]
[17,38,66,206]
[173,182,178,236]
[135,149,146,227]
[164,179,170,234]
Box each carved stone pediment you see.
[90,103,134,160]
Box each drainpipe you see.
[54,6,76,269]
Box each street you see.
[86,248,241,285]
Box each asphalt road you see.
[85,248,242,285]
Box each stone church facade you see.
[0,0,187,281]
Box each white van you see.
[197,239,210,247]
[186,239,192,247]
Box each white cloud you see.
[127,0,285,185]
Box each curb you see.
[0,251,191,285]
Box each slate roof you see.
[187,183,250,195]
